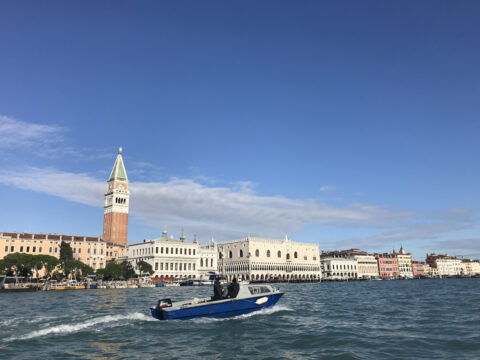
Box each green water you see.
[1,278,479,359]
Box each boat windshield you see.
[248,286,271,295]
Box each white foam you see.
[192,305,293,323]
[0,315,57,327]
[4,312,155,342]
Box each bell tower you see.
[102,147,130,247]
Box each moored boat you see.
[150,284,283,320]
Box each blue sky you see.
[1,1,479,260]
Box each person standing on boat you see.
[228,278,240,298]
[213,277,224,300]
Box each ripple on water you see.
[0,279,479,359]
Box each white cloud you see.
[0,115,62,148]
[0,167,406,240]
[319,185,336,192]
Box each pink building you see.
[412,261,425,278]
[374,254,399,278]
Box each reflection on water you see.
[89,340,129,360]
[0,279,479,359]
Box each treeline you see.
[0,241,154,281]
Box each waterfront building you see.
[395,247,414,278]
[320,257,358,280]
[461,260,480,276]
[426,253,462,277]
[127,231,217,279]
[0,232,126,270]
[423,263,438,278]
[0,149,129,271]
[320,249,379,279]
[216,236,321,282]
[412,261,425,278]
[374,253,399,279]
[102,147,130,248]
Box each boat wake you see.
[3,312,155,342]
[192,305,293,323]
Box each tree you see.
[64,260,93,280]
[38,255,60,278]
[3,253,36,277]
[0,259,7,275]
[137,261,153,277]
[121,261,136,279]
[59,241,73,264]
[99,263,123,280]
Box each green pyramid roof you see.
[108,147,128,182]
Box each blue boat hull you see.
[151,293,283,320]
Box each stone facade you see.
[426,253,462,277]
[320,249,378,279]
[396,247,413,279]
[0,232,127,270]
[321,257,358,280]
[374,253,399,278]
[127,231,217,279]
[412,261,425,277]
[461,260,480,276]
[216,236,321,282]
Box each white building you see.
[320,249,378,279]
[461,260,480,276]
[354,255,379,279]
[426,253,462,277]
[321,258,358,280]
[396,247,413,279]
[217,236,321,282]
[436,258,462,276]
[127,230,217,279]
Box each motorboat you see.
[0,276,39,293]
[150,284,283,320]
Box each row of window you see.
[324,272,358,278]
[4,239,101,245]
[133,247,197,257]
[3,246,113,257]
[326,264,357,270]
[154,262,196,271]
[223,264,320,272]
[224,249,316,261]
[115,197,127,204]
[72,248,103,255]
[199,258,214,267]
[5,245,57,254]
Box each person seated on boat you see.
[227,277,240,298]
[156,300,162,315]
[213,277,225,300]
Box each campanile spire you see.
[102,147,130,247]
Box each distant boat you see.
[200,272,226,285]
[0,275,39,293]
[150,284,283,320]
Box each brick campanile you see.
[102,147,130,247]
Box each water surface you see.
[1,278,479,359]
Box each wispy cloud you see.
[433,238,480,258]
[0,166,408,240]
[320,185,336,192]
[0,115,63,148]
[0,114,113,161]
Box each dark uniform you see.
[213,279,224,300]
[228,278,240,298]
